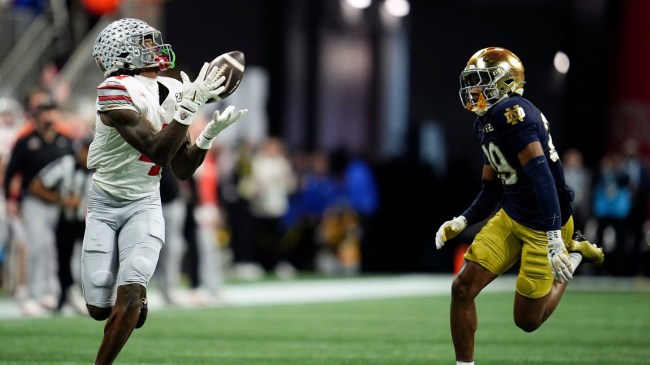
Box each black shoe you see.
[135,297,148,329]
[568,230,604,266]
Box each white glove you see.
[435,216,467,250]
[195,106,248,149]
[174,62,226,125]
[546,230,574,282]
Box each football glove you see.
[195,106,248,149]
[435,215,467,250]
[174,62,226,125]
[546,230,574,282]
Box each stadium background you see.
[1,0,648,274]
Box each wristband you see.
[173,98,200,126]
[173,106,195,126]
[195,133,214,150]
[546,229,562,242]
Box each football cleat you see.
[135,297,148,329]
[566,230,604,266]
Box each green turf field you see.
[1,287,649,365]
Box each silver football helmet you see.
[459,47,525,116]
[92,18,175,77]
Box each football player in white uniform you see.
[81,18,247,365]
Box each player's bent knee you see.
[87,305,111,321]
[132,256,156,279]
[89,269,115,288]
[451,276,473,300]
[514,318,542,333]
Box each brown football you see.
[205,50,245,103]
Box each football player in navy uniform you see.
[434,47,604,365]
[83,18,247,365]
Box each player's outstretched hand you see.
[435,216,467,250]
[174,63,226,125]
[195,106,248,149]
[546,230,574,282]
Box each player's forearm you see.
[522,155,562,231]
[28,179,59,204]
[462,178,503,226]
[170,144,208,180]
[145,121,191,167]
[3,153,21,200]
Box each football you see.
[205,50,245,103]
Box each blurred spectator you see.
[249,137,297,278]
[0,97,25,178]
[592,152,631,276]
[28,133,93,314]
[23,87,53,120]
[316,202,361,275]
[283,150,336,271]
[3,102,74,315]
[620,138,650,276]
[339,150,379,272]
[17,87,76,138]
[191,148,226,302]
[156,167,189,305]
[0,97,25,295]
[562,148,592,231]
[220,140,263,280]
[314,148,379,275]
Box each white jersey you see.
[87,75,182,200]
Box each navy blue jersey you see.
[3,130,74,201]
[473,95,574,230]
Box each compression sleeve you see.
[462,178,503,226]
[522,155,561,231]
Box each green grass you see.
[1,290,649,364]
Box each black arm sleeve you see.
[522,155,562,232]
[462,178,503,226]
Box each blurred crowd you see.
[564,139,650,278]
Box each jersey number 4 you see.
[138,154,161,176]
[137,122,167,176]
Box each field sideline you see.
[2,274,649,319]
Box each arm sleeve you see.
[522,155,562,231]
[462,178,503,226]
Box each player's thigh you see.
[81,218,119,307]
[465,209,522,275]
[117,202,165,287]
[516,217,574,298]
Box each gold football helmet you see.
[459,47,525,115]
